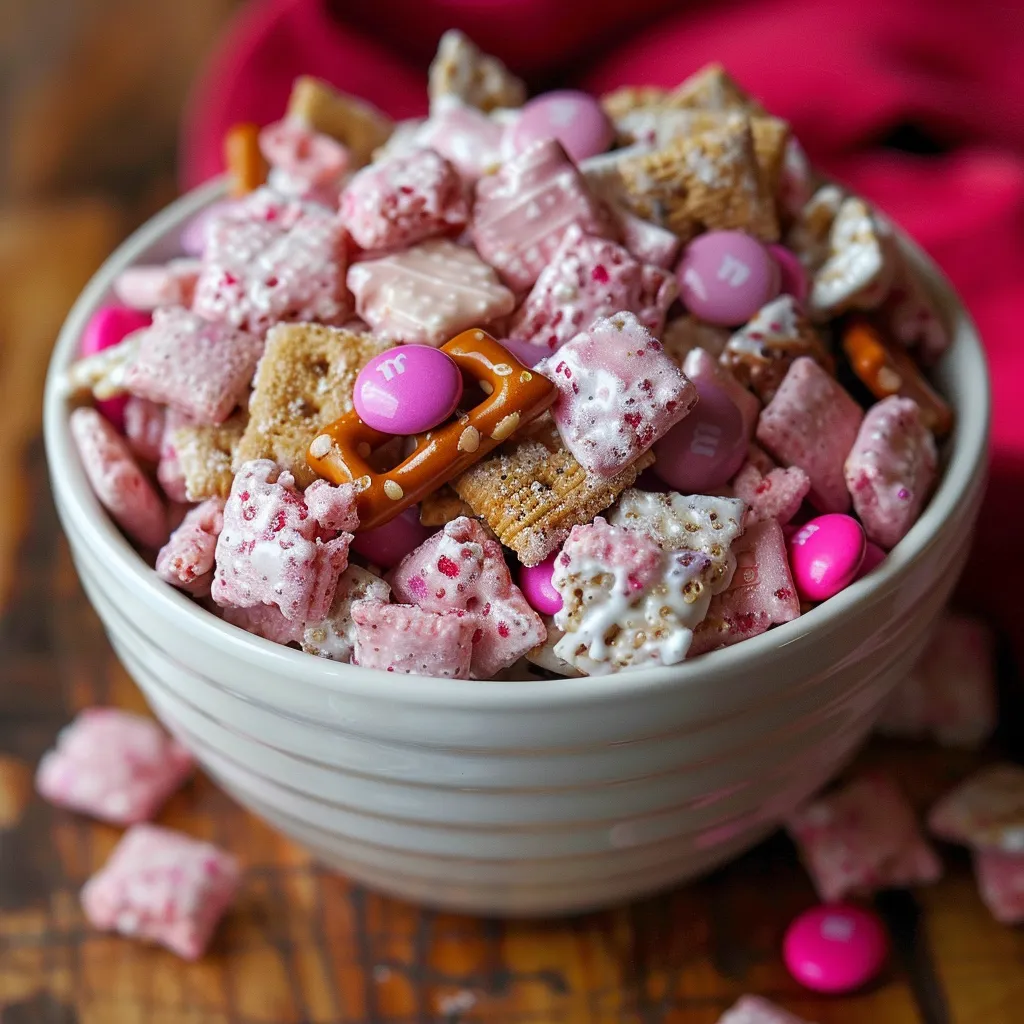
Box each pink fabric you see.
[182,0,1024,663]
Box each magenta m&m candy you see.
[676,231,781,326]
[652,381,747,492]
[351,506,432,569]
[354,345,463,435]
[783,904,888,994]
[518,553,563,616]
[80,306,153,432]
[505,90,615,163]
[856,542,887,580]
[496,336,549,369]
[768,243,809,304]
[787,514,867,602]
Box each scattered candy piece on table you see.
[716,996,813,1024]
[505,90,614,163]
[303,566,392,661]
[972,849,1024,924]
[928,763,1024,851]
[756,357,864,514]
[787,514,867,602]
[36,709,193,825]
[122,307,264,426]
[352,600,475,677]
[353,344,463,434]
[69,407,168,549]
[388,516,546,678]
[676,230,781,327]
[81,824,239,960]
[155,497,225,597]
[541,312,698,478]
[787,774,942,902]
[783,903,888,993]
[518,552,563,616]
[341,148,468,251]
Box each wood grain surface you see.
[1,3,1023,1022]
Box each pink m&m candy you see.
[519,552,563,616]
[352,506,432,569]
[652,381,747,492]
[768,244,809,304]
[788,514,867,602]
[505,90,614,163]
[676,231,781,326]
[354,345,463,435]
[80,306,153,432]
[856,542,887,580]
[496,336,548,369]
[783,904,888,994]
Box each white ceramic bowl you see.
[44,180,990,915]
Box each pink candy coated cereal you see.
[552,517,716,673]
[341,149,468,251]
[756,357,864,513]
[122,307,263,426]
[732,447,811,526]
[81,824,239,960]
[616,205,682,270]
[70,407,167,549]
[156,410,190,503]
[877,612,997,748]
[509,225,677,352]
[193,189,350,333]
[844,396,938,550]
[212,460,356,622]
[36,708,193,825]
[542,312,699,477]
[123,396,166,463]
[973,850,1024,924]
[416,104,505,181]
[928,763,1024,852]
[717,995,813,1024]
[347,238,515,346]
[222,603,304,645]
[258,118,349,187]
[351,600,475,678]
[303,565,391,661]
[113,259,201,311]
[880,254,950,363]
[472,138,613,291]
[388,517,546,678]
[787,774,942,902]
[155,498,225,597]
[689,518,800,656]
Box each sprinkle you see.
[458,426,481,453]
[491,412,520,441]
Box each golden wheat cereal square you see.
[453,417,654,567]
[664,63,764,114]
[234,323,384,488]
[419,485,474,527]
[172,412,248,501]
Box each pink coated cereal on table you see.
[122,397,166,463]
[80,824,239,961]
[416,103,505,181]
[787,774,942,902]
[972,850,1024,924]
[193,188,351,333]
[717,995,813,1024]
[212,460,355,622]
[927,763,1024,852]
[541,312,699,478]
[756,356,864,513]
[155,498,225,597]
[471,138,613,292]
[509,225,677,352]
[113,259,202,311]
[70,407,167,549]
[122,307,263,426]
[346,238,515,346]
[340,148,468,251]
[844,396,938,550]
[877,612,996,748]
[689,518,800,656]
[36,708,193,825]
[551,517,715,674]
[303,565,391,661]
[388,516,546,678]
[258,119,349,187]
[351,600,475,678]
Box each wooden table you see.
[2,4,1023,1021]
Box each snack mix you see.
[65,34,952,681]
